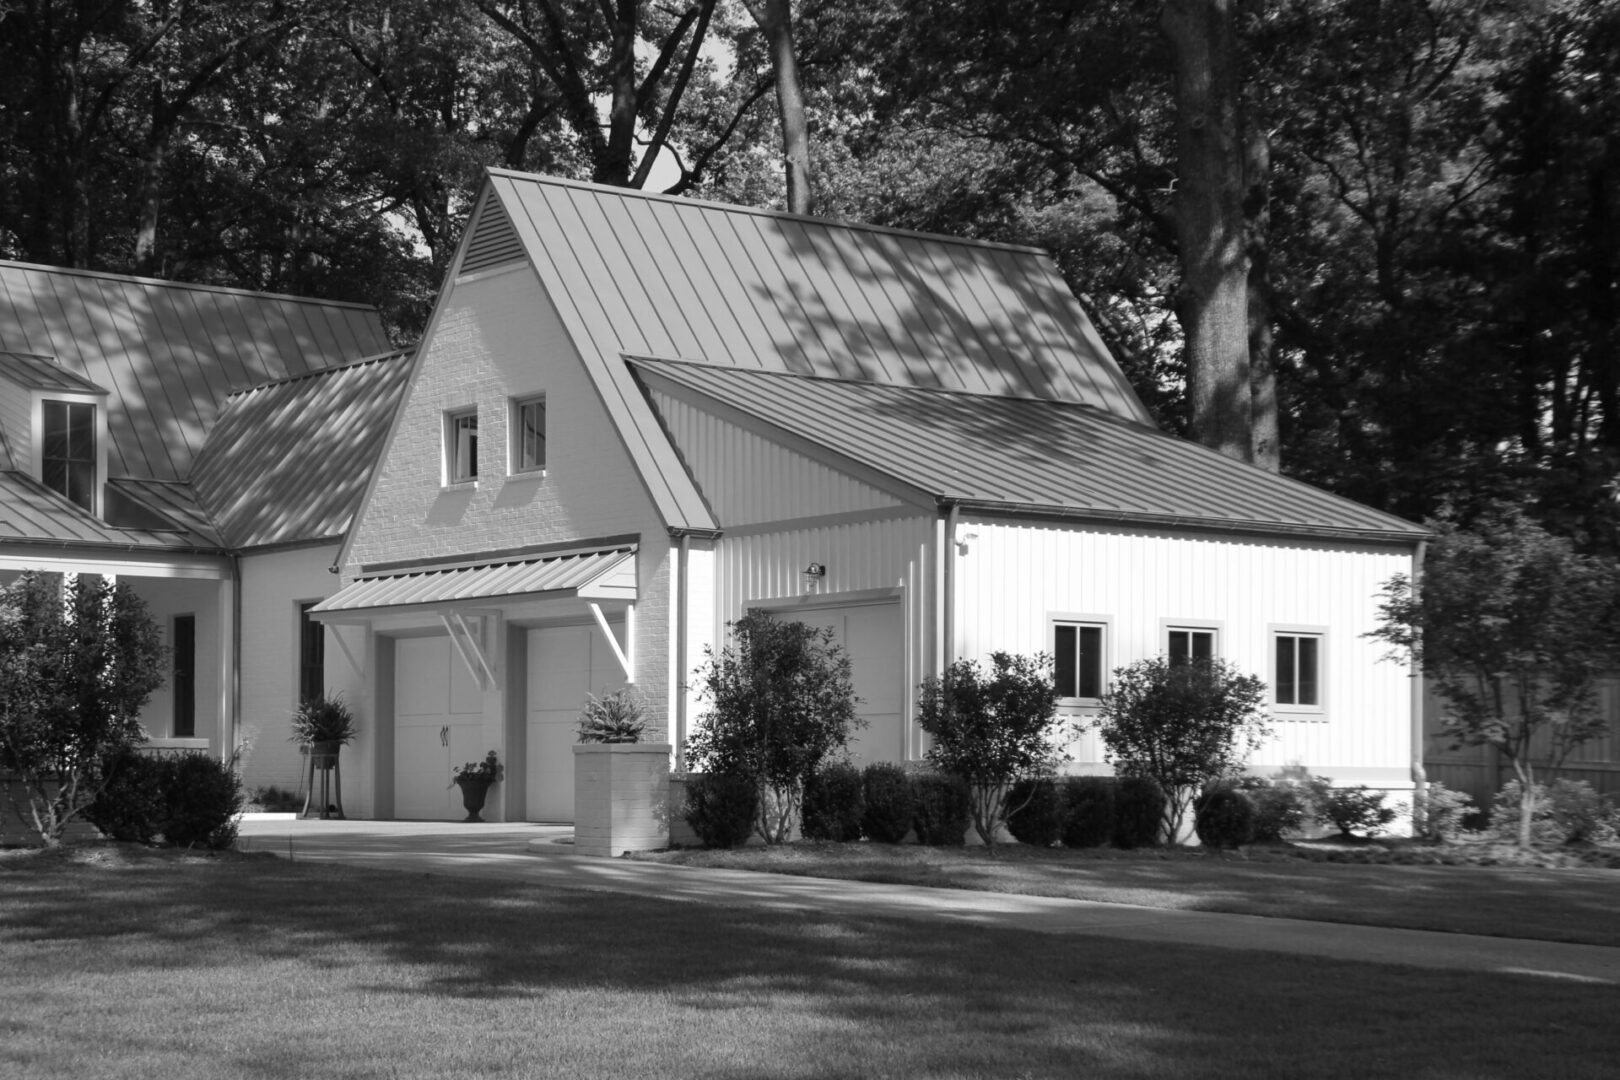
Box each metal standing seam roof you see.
[0,260,393,484]
[0,470,221,549]
[312,547,637,615]
[630,358,1428,542]
[485,170,1150,420]
[0,350,110,394]
[189,351,414,549]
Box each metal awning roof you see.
[311,546,636,619]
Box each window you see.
[1053,620,1106,701]
[299,602,325,704]
[42,400,95,511]
[172,615,195,738]
[1274,631,1323,708]
[1167,626,1216,666]
[445,408,477,483]
[511,396,546,474]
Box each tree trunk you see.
[600,0,639,186]
[1244,124,1278,471]
[1163,0,1253,463]
[745,0,813,215]
[133,130,168,276]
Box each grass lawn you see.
[2,845,1618,1080]
[641,841,1620,947]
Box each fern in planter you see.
[289,694,358,748]
[576,689,647,744]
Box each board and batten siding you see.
[953,519,1416,788]
[0,375,31,471]
[714,514,934,751]
[647,387,903,526]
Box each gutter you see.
[942,502,959,676]
[946,498,1430,546]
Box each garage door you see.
[526,622,625,822]
[798,602,904,765]
[394,635,485,820]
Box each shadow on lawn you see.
[2,856,1618,1079]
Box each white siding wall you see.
[955,519,1416,788]
[649,389,902,525]
[130,577,222,752]
[713,514,934,752]
[237,545,369,810]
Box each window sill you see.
[505,469,547,482]
[440,479,479,492]
[1272,706,1327,721]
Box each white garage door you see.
[526,623,625,822]
[394,635,485,820]
[798,602,904,766]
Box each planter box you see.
[572,744,672,857]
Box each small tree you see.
[916,652,1063,850]
[687,613,861,844]
[0,572,166,847]
[1369,506,1620,848]
[1095,657,1270,844]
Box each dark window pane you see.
[173,615,195,738]
[299,602,325,704]
[1192,631,1213,662]
[41,401,95,511]
[1276,635,1297,704]
[1078,625,1103,699]
[1297,636,1319,706]
[1168,630,1189,665]
[1053,624,1077,698]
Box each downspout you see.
[230,553,243,769]
[1410,540,1427,806]
[942,502,959,674]
[675,532,691,772]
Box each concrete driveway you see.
[235,818,1620,986]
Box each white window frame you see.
[1270,624,1327,718]
[444,407,478,486]
[30,392,107,516]
[1159,618,1223,665]
[1049,613,1112,707]
[508,394,546,476]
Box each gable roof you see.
[190,351,414,549]
[632,358,1426,543]
[0,350,109,394]
[0,260,393,484]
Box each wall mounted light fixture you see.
[801,562,826,581]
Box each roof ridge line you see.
[0,259,382,311]
[225,348,414,397]
[486,168,1052,258]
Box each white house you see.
[0,261,409,832]
[312,170,1428,824]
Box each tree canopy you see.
[3,0,1616,549]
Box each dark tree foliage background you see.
[2,0,1616,552]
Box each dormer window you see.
[42,400,96,512]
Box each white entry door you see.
[797,602,905,765]
[394,634,485,819]
[526,623,624,822]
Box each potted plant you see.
[572,690,671,856]
[450,750,503,822]
[289,694,357,819]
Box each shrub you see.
[84,747,168,843]
[1194,787,1257,849]
[1095,657,1270,843]
[1489,780,1617,845]
[681,772,758,849]
[1060,777,1115,848]
[861,762,914,843]
[688,613,860,844]
[801,761,865,842]
[916,652,1063,849]
[162,752,244,849]
[1237,769,1328,842]
[910,772,971,846]
[1319,786,1397,838]
[1112,776,1165,849]
[1412,781,1475,842]
[1005,778,1063,847]
[576,689,647,744]
[251,785,303,813]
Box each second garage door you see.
[526,622,625,822]
[393,634,484,820]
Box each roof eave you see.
[944,498,1431,546]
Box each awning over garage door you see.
[311,545,636,620]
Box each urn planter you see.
[572,743,671,857]
[454,776,495,822]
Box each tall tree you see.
[741,0,813,213]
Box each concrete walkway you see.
[235,819,1620,986]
